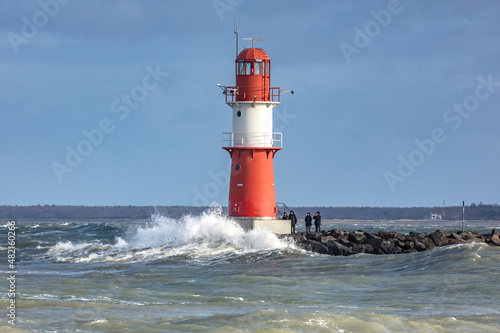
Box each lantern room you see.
[235,48,273,102]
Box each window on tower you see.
[238,61,245,75]
[246,62,253,75]
[254,62,262,75]
[263,62,270,75]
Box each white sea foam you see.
[45,205,298,263]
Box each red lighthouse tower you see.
[221,38,290,234]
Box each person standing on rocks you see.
[282,211,288,219]
[289,210,298,233]
[305,212,312,233]
[313,211,322,232]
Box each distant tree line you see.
[286,204,500,221]
[0,204,498,221]
[0,205,207,220]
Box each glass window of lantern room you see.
[238,62,245,75]
[263,62,269,75]
[246,62,253,75]
[254,62,262,75]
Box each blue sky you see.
[1,0,499,207]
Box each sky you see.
[1,0,499,208]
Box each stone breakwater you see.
[284,228,500,256]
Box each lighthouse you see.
[220,37,291,234]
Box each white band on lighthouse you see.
[231,102,279,147]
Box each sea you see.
[1,206,499,332]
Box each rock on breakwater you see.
[284,228,500,256]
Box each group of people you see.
[282,211,321,233]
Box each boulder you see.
[308,240,330,255]
[350,243,367,254]
[366,238,385,253]
[409,232,428,242]
[394,233,407,242]
[327,229,345,238]
[320,236,336,244]
[380,240,402,254]
[363,244,375,254]
[314,233,325,242]
[471,231,484,238]
[393,239,406,248]
[402,241,414,251]
[490,229,499,240]
[378,230,397,239]
[405,235,418,243]
[336,235,351,246]
[379,231,405,242]
[401,240,418,253]
[305,233,317,240]
[348,231,367,244]
[296,242,312,251]
[414,241,427,252]
[326,240,352,256]
[458,231,484,240]
[417,236,435,250]
[447,238,467,245]
[434,229,451,238]
[363,231,376,240]
[429,231,449,246]
[488,237,500,246]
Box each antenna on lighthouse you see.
[242,34,263,48]
[234,22,239,58]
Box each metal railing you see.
[222,132,282,148]
[224,86,281,103]
[276,202,291,218]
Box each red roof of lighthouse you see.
[236,48,270,61]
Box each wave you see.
[45,206,300,263]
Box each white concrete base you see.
[232,217,291,235]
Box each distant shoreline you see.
[1,204,499,221]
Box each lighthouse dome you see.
[236,48,270,61]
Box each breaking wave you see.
[45,206,299,263]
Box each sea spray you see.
[45,206,299,263]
